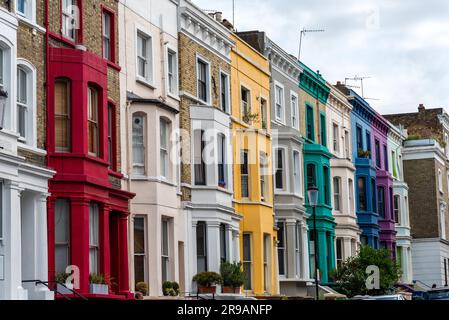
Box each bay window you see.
[275,149,285,190]
[220,224,227,263]
[160,119,169,178]
[89,203,99,274]
[196,222,207,273]
[193,130,206,185]
[263,234,270,292]
[377,187,385,219]
[260,152,268,201]
[87,87,99,156]
[107,103,115,170]
[243,233,252,290]
[323,166,330,206]
[333,177,341,212]
[358,177,366,211]
[133,216,147,286]
[277,222,286,276]
[55,79,71,152]
[293,151,301,194]
[161,219,170,282]
[132,113,145,174]
[306,163,316,190]
[394,195,401,224]
[295,223,301,277]
[218,134,226,187]
[55,199,70,273]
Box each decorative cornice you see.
[264,37,303,84]
[327,85,352,114]
[179,0,234,62]
[299,62,330,104]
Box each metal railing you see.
[22,280,88,300]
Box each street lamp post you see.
[307,185,319,300]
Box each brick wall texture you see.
[178,33,231,201]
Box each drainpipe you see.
[160,14,168,100]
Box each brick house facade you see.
[45,0,134,299]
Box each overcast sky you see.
[193,0,449,115]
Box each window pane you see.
[275,149,284,189]
[88,87,98,155]
[55,199,70,273]
[0,49,3,86]
[55,80,71,151]
[132,114,145,174]
[243,234,252,290]
[134,216,145,255]
[89,203,99,274]
[358,178,366,211]
[196,222,207,272]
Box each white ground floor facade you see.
[0,132,54,300]
[411,238,449,287]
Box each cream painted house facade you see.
[119,0,185,297]
[326,85,361,267]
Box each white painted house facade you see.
[0,6,54,300]
[119,0,185,297]
[386,122,413,284]
[327,85,360,267]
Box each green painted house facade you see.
[299,63,336,283]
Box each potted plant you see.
[136,282,148,296]
[89,273,109,295]
[357,149,371,159]
[243,111,259,124]
[162,281,180,296]
[55,272,73,294]
[220,262,244,294]
[192,272,222,294]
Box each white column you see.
[4,181,26,300]
[225,225,233,263]
[233,229,240,263]
[36,194,53,300]
[206,222,221,273]
[187,219,197,293]
[343,238,352,260]
[301,221,310,279]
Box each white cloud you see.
[193,0,449,114]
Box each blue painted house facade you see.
[336,83,380,248]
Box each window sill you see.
[17,15,46,33]
[17,142,47,156]
[136,77,156,89]
[106,60,121,71]
[167,92,181,102]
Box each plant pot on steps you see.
[222,286,240,294]
[198,286,217,294]
[89,283,109,295]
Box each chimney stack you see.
[215,12,222,23]
[418,104,425,112]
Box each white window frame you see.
[439,169,443,193]
[240,84,251,122]
[277,221,286,277]
[196,55,211,104]
[166,47,178,97]
[332,122,340,153]
[274,81,285,123]
[160,118,169,179]
[16,0,36,23]
[89,203,100,274]
[136,29,153,86]
[61,0,78,42]
[132,113,146,175]
[333,176,341,212]
[55,198,70,273]
[218,133,227,188]
[240,150,250,198]
[16,60,37,147]
[293,150,301,195]
[161,218,170,282]
[242,233,253,291]
[219,70,230,113]
[260,151,268,201]
[393,194,401,225]
[295,222,301,277]
[290,91,299,129]
[274,148,286,191]
[133,215,147,285]
[102,10,112,61]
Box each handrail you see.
[22,279,88,300]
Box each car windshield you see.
[373,296,399,300]
[428,290,449,300]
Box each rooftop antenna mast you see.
[298,27,325,61]
[345,76,372,99]
[232,0,235,26]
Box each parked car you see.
[352,294,406,300]
[425,288,449,300]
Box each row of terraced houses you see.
[0,0,448,300]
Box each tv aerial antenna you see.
[298,27,325,61]
[345,76,379,101]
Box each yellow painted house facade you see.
[230,34,278,295]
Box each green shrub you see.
[55,272,70,283]
[135,282,148,296]
[220,262,245,288]
[89,273,106,285]
[162,281,180,296]
[192,272,223,287]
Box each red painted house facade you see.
[45,0,133,299]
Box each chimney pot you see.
[418,104,425,112]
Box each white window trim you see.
[195,54,211,104]
[333,176,342,212]
[274,147,288,192]
[219,69,230,114]
[16,59,37,148]
[274,81,285,124]
[159,118,170,180]
[332,122,340,154]
[135,27,154,87]
[439,169,443,193]
[132,112,146,176]
[290,90,299,130]
[240,83,252,122]
[161,218,171,281]
[165,44,179,99]
[16,0,36,24]
[292,149,302,196]
[133,215,148,285]
[61,0,79,42]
